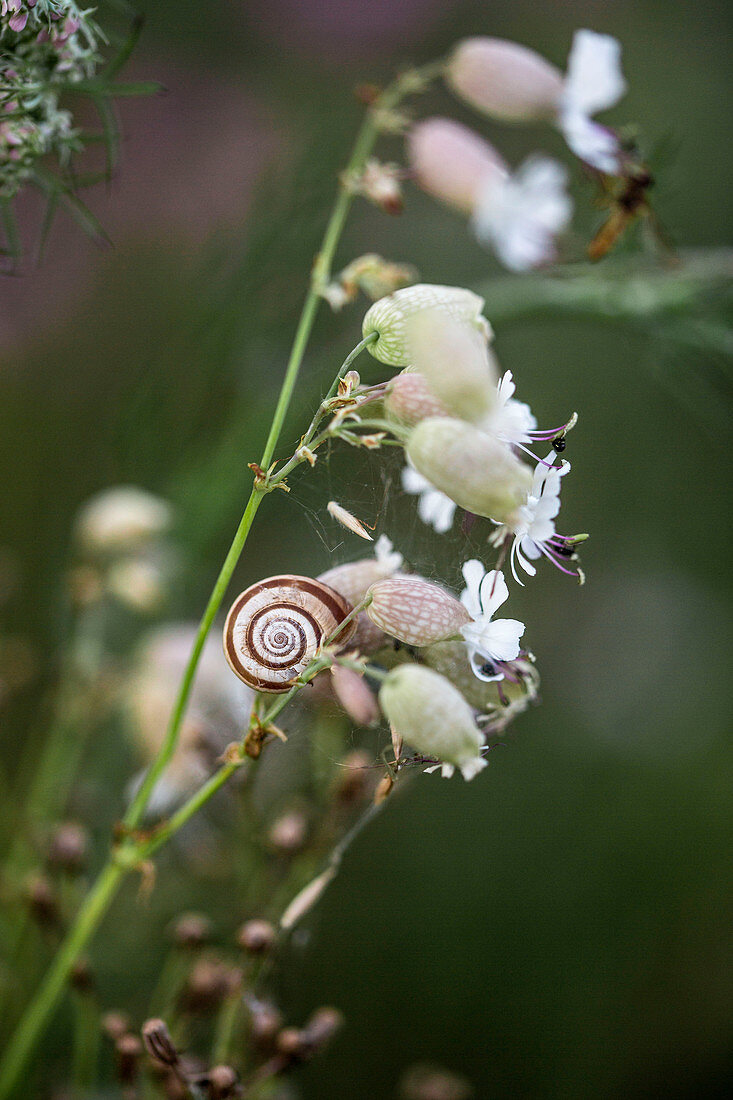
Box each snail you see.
[223,575,356,692]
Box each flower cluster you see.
[284,283,585,781]
[406,30,631,270]
[1,1,101,198]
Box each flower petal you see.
[564,30,626,116]
[479,568,509,616]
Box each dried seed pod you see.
[223,576,355,692]
[366,577,470,647]
[447,37,564,122]
[406,417,532,523]
[362,284,491,366]
[379,665,486,780]
[385,370,450,427]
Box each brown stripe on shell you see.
[223,575,356,693]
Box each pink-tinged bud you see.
[330,664,380,726]
[379,665,486,780]
[385,369,449,427]
[363,284,490,366]
[407,117,506,214]
[366,576,470,647]
[406,310,498,424]
[406,417,532,524]
[319,535,403,653]
[447,38,564,122]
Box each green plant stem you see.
[0,66,434,1096]
[0,860,124,1099]
[211,991,242,1066]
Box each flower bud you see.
[319,536,403,653]
[268,809,308,854]
[330,664,380,726]
[302,1006,344,1051]
[237,919,276,955]
[407,117,507,214]
[385,369,449,427]
[102,1011,130,1042]
[205,1065,239,1100]
[74,487,172,555]
[248,1000,283,1049]
[406,311,498,424]
[423,640,538,723]
[447,38,564,122]
[115,1033,142,1086]
[406,418,532,524]
[179,959,241,1014]
[366,576,469,647]
[171,912,212,948]
[47,821,88,873]
[379,665,486,780]
[362,284,491,366]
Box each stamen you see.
[514,441,557,468]
[538,541,580,578]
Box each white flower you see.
[374,534,403,573]
[559,30,627,173]
[473,156,572,271]
[402,465,457,534]
[508,454,571,583]
[459,561,525,681]
[481,370,538,445]
[75,487,172,555]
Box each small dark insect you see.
[480,662,498,678]
[588,164,655,261]
[552,437,567,453]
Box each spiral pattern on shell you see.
[223,575,356,692]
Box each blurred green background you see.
[1,0,731,1096]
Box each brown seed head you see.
[171,912,212,948]
[248,1000,283,1048]
[142,1018,179,1067]
[205,1064,240,1099]
[69,957,94,993]
[47,821,88,873]
[25,874,59,926]
[268,810,308,854]
[237,919,276,955]
[102,1010,130,1041]
[181,959,241,1013]
[276,1026,308,1062]
[115,1033,143,1085]
[302,1006,344,1050]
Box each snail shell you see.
[223,575,356,693]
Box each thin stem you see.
[0,65,437,1099]
[0,861,124,1100]
[122,491,263,831]
[211,992,242,1066]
